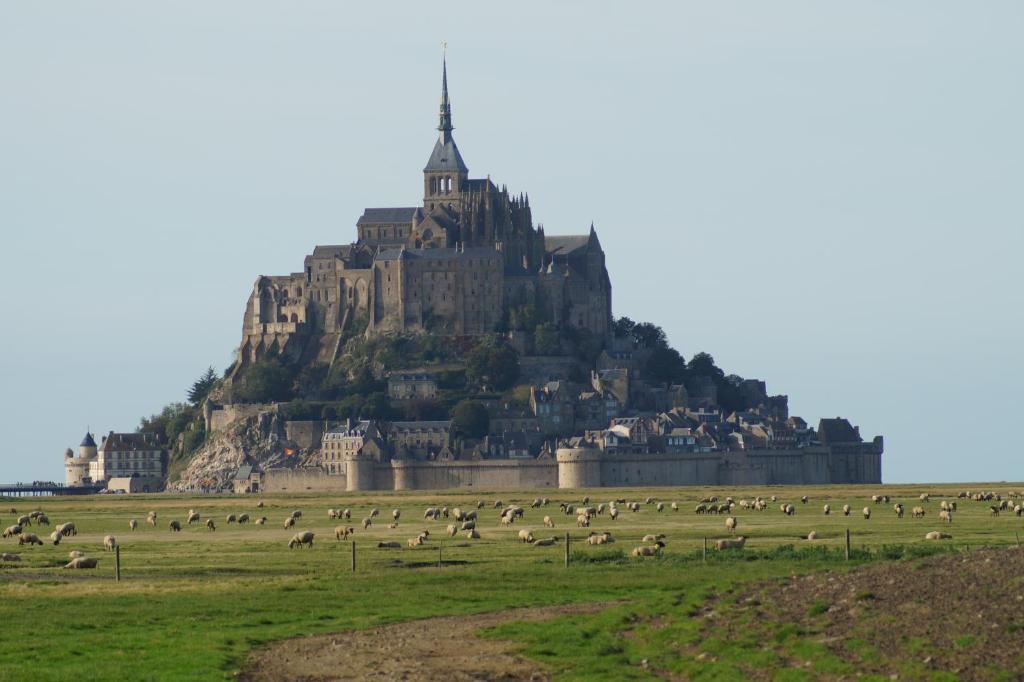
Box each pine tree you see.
[187,366,217,405]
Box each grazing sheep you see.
[49,530,63,545]
[377,541,401,549]
[781,504,795,516]
[206,519,216,531]
[925,531,952,540]
[288,531,315,549]
[823,504,831,516]
[460,520,476,531]
[543,516,555,528]
[169,520,182,532]
[656,502,665,513]
[990,505,1001,516]
[475,500,484,510]
[805,531,819,541]
[284,517,296,530]
[369,508,380,519]
[362,517,373,530]
[392,509,401,521]
[642,534,666,543]
[939,510,953,524]
[17,515,31,527]
[424,507,439,520]
[725,516,737,534]
[920,493,930,503]
[407,536,425,547]
[644,497,654,505]
[445,523,458,537]
[531,536,559,547]
[629,502,641,513]
[57,522,77,537]
[103,535,116,551]
[335,526,355,540]
[342,509,351,520]
[465,510,478,522]
[387,522,398,529]
[255,517,267,525]
[18,533,43,546]
[671,502,679,512]
[576,514,590,528]
[609,507,619,521]
[494,500,503,509]
[518,529,535,543]
[842,504,851,516]
[187,510,200,525]
[0,553,21,562]
[129,519,138,531]
[257,500,264,508]
[894,503,904,518]
[2,525,22,538]
[226,514,237,524]
[587,532,614,545]
[237,514,249,524]
[328,509,340,519]
[912,506,925,518]
[147,512,157,527]
[64,557,98,569]
[714,536,747,551]
[801,496,809,504]
[464,529,481,540]
[862,507,871,520]
[34,514,49,526]
[631,541,665,557]
[531,498,543,508]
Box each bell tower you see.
[423,48,468,211]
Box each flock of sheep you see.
[2,488,1021,571]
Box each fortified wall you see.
[257,444,881,493]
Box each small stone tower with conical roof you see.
[64,431,97,487]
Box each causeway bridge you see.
[0,483,104,497]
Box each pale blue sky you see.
[1,2,1021,484]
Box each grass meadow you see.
[1,483,1021,680]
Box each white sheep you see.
[532,536,559,547]
[17,515,31,527]
[35,514,49,526]
[938,510,953,524]
[641,533,665,543]
[805,531,819,540]
[609,507,619,521]
[631,541,664,556]
[257,500,265,508]
[424,507,439,520]
[284,517,296,530]
[237,514,249,524]
[714,536,746,551]
[823,504,831,515]
[207,518,216,531]
[912,506,925,518]
[725,516,737,534]
[924,531,952,540]
[255,517,267,525]
[129,519,138,531]
[362,517,372,530]
[407,536,425,547]
[392,509,401,521]
[460,520,476,531]
[103,535,116,551]
[656,502,665,512]
[18,533,43,546]
[342,509,351,520]
[862,507,871,520]
[68,550,86,559]
[587,532,614,545]
[2,525,22,538]
[288,531,315,549]
[49,530,63,545]
[842,504,851,516]
[446,524,458,537]
[543,516,555,528]
[226,513,237,524]
[370,508,380,518]
[64,557,98,569]
[517,529,535,543]
[0,553,21,562]
[670,502,679,512]
[335,526,355,540]
[187,510,200,525]
[328,509,340,519]
[464,529,481,539]
[169,520,182,532]
[147,512,157,527]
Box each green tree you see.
[510,304,544,332]
[466,337,520,391]
[451,400,490,438]
[236,359,294,403]
[687,352,724,381]
[533,323,562,355]
[187,367,217,405]
[611,316,637,339]
[646,346,687,384]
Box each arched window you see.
[290,313,299,323]
[296,286,303,297]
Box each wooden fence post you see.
[351,541,356,572]
[564,532,570,567]
[845,528,851,561]
[702,537,707,562]
[114,545,121,582]
[438,541,442,569]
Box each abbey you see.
[236,59,612,369]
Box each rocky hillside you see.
[170,410,317,492]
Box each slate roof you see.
[817,418,862,444]
[544,235,591,256]
[424,136,468,173]
[357,207,420,225]
[80,432,96,448]
[232,465,252,481]
[310,245,352,259]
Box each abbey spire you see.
[424,47,468,205]
[438,53,453,141]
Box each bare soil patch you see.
[700,545,1024,680]
[237,603,609,681]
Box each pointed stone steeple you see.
[438,53,453,141]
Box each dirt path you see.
[237,603,609,681]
